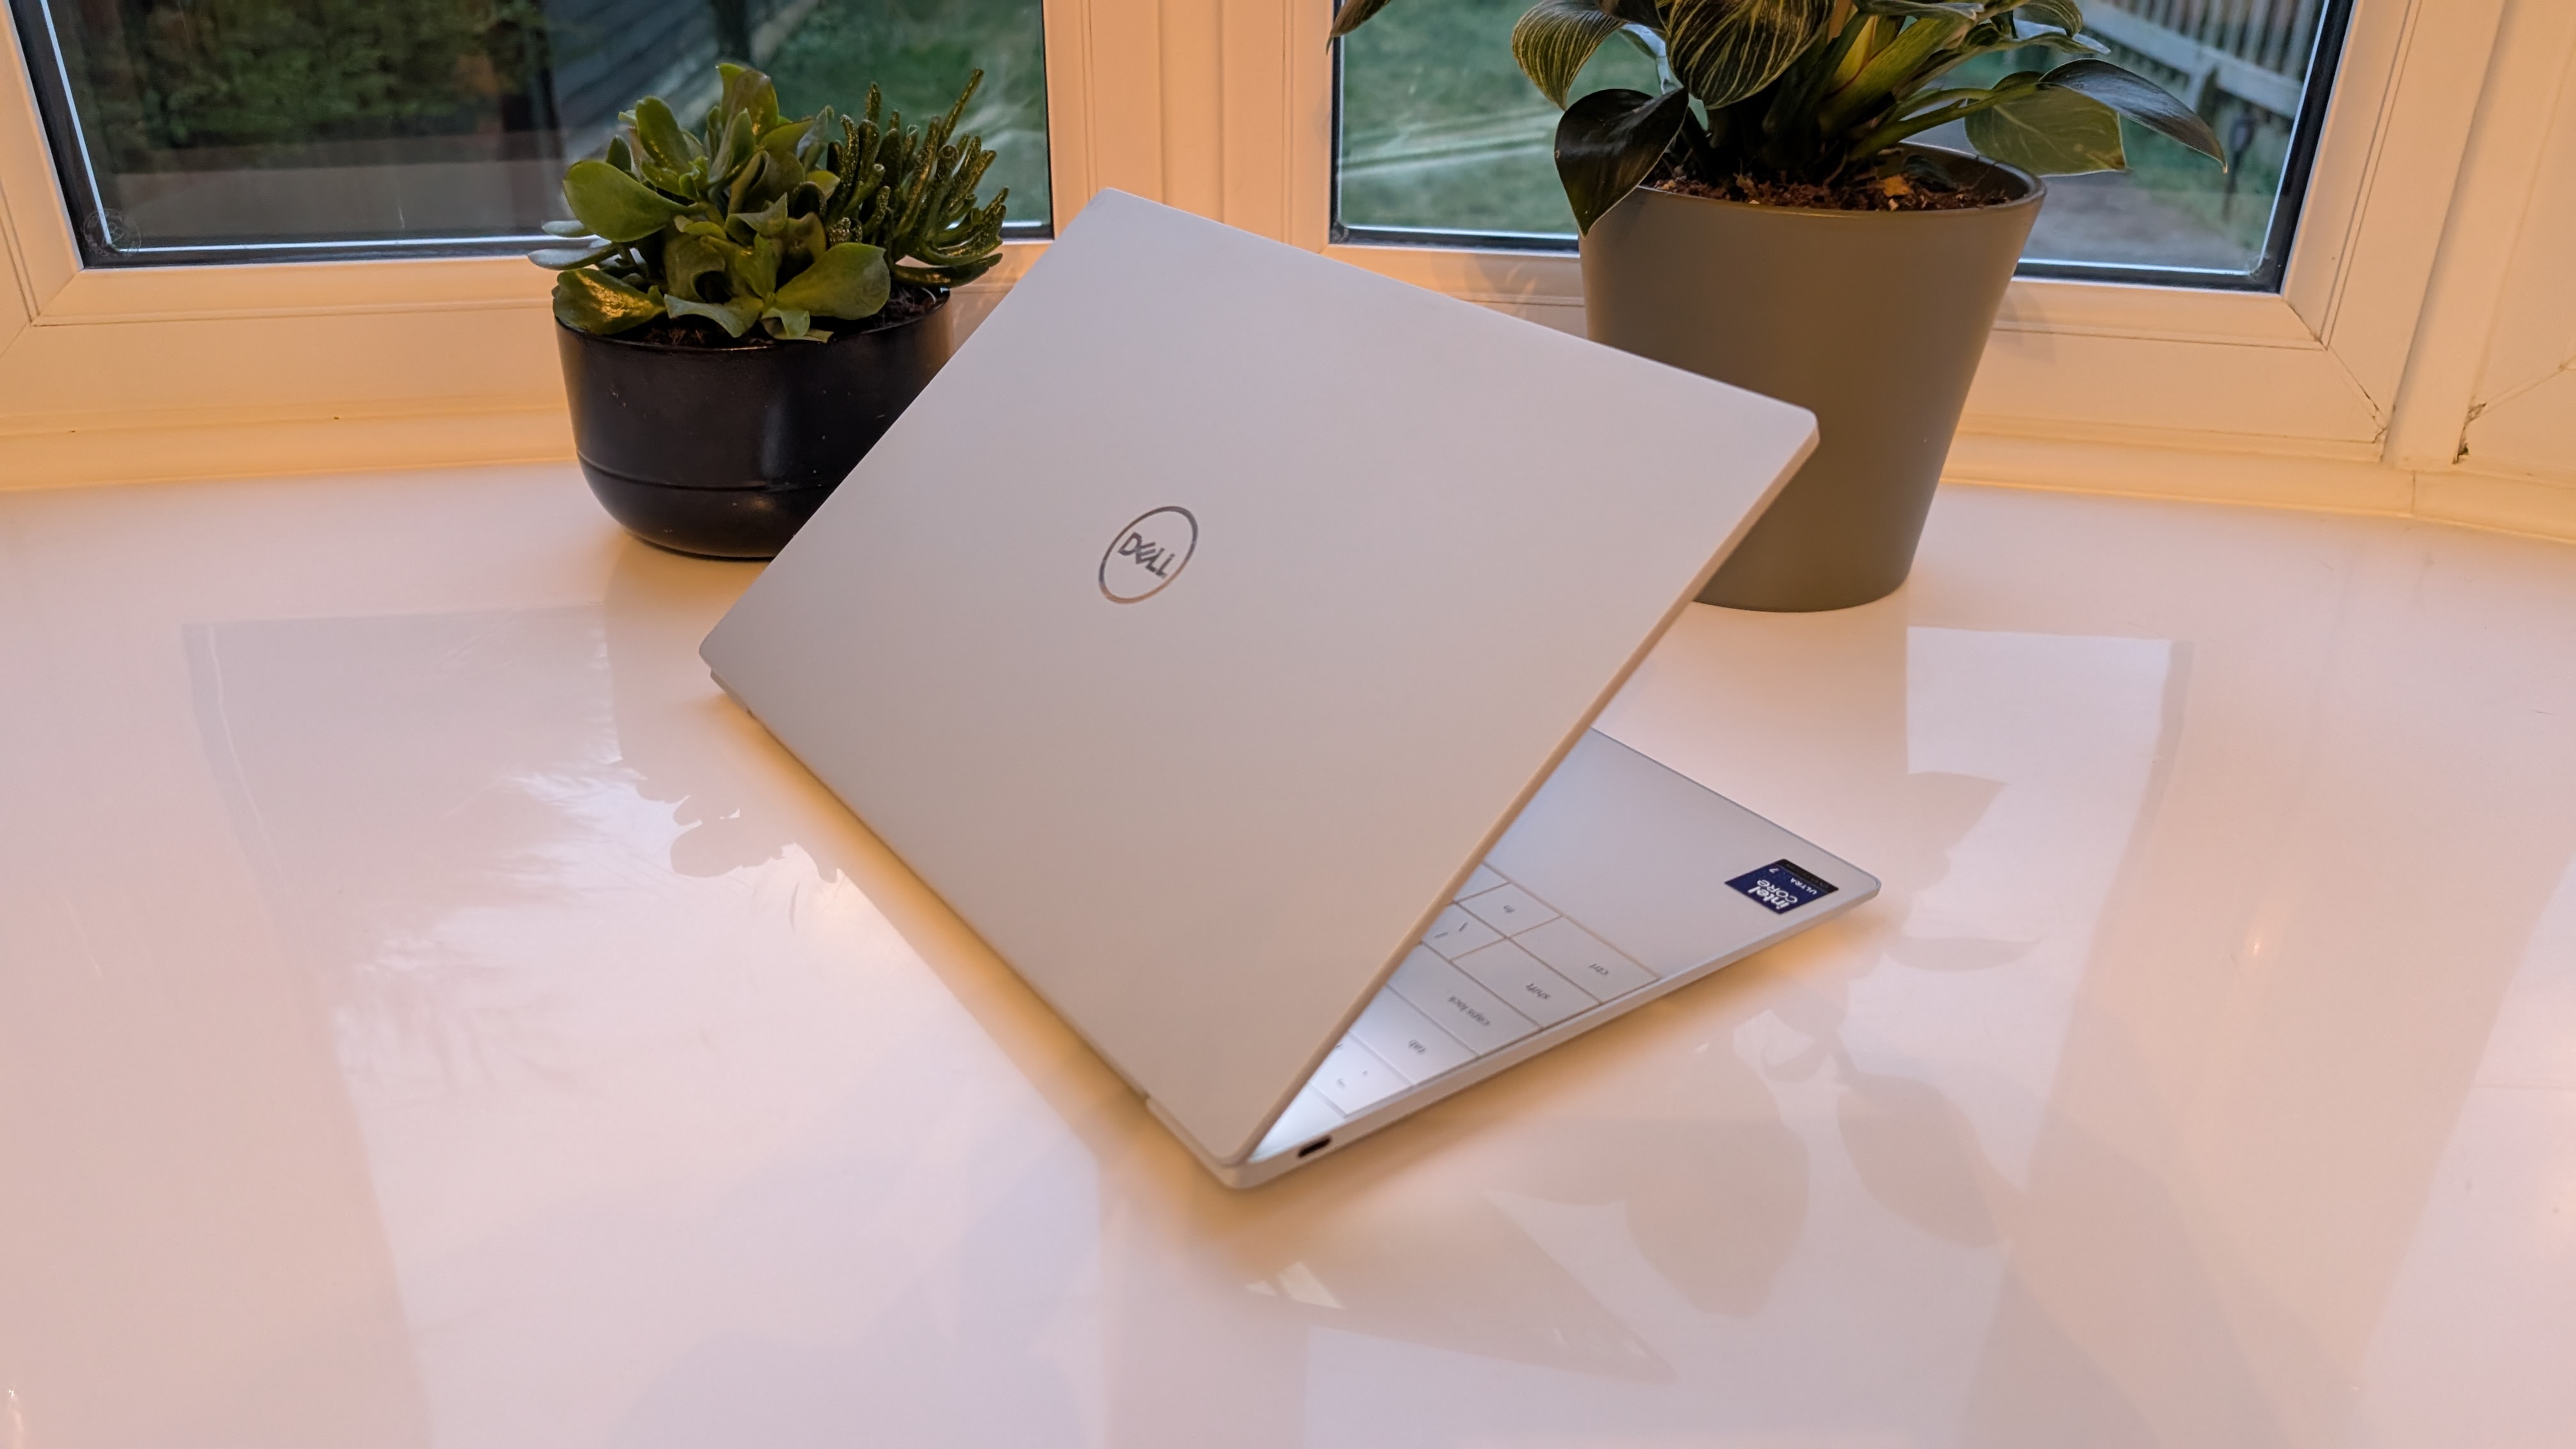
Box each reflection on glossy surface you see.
[3,466,2573,1447]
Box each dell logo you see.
[1100,506,1198,603]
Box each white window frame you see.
[2,0,2568,540]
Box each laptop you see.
[700,190,1878,1187]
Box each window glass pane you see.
[11,0,1048,263]
[1338,0,1655,239]
[1335,0,2349,288]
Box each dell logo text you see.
[1100,507,1198,602]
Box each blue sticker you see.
[1726,859,1837,914]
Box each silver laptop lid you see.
[701,191,1816,1163]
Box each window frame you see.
[1,0,2563,544]
[1304,0,2513,509]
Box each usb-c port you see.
[1297,1136,1333,1158]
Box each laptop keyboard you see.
[1253,862,1666,1160]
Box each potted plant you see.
[536,64,1008,558]
[1331,0,2221,610]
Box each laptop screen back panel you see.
[700,192,1816,1163]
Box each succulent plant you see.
[811,75,1013,289]
[535,64,1009,341]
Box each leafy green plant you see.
[537,63,1009,341]
[1330,0,2224,231]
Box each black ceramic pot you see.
[557,290,953,559]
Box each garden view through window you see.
[10,0,1050,263]
[1338,0,2350,286]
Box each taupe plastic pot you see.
[1581,149,2041,611]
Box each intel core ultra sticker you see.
[1727,860,1837,914]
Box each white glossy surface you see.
[3,467,2572,1448]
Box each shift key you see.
[1389,947,1536,1055]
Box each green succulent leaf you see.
[718,63,782,132]
[783,213,831,271]
[540,218,593,238]
[1554,85,1693,233]
[2041,57,2224,161]
[762,305,815,340]
[1329,0,1397,40]
[1666,0,1832,111]
[2016,0,2085,34]
[732,185,788,240]
[713,111,755,181]
[763,116,817,158]
[1963,78,2125,173]
[662,231,731,302]
[552,268,664,335]
[562,159,684,243]
[1512,0,1633,109]
[530,240,619,270]
[604,135,634,174]
[665,293,765,337]
[739,234,783,298]
[632,96,694,171]
[774,241,891,319]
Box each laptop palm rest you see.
[1216,730,1878,1184]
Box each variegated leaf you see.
[1666,0,1834,111]
[2043,57,2223,160]
[1819,8,1975,132]
[1854,1,1980,18]
[2016,0,2084,34]
[1513,0,1632,108]
[1554,86,1693,232]
[1963,81,2124,174]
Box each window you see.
[8,0,1050,265]
[1335,0,2354,289]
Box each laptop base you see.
[1156,730,1878,1188]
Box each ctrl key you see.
[1311,1039,1406,1116]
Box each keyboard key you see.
[1514,916,1656,998]
[1422,903,1500,961]
[1455,864,1506,900]
[1459,882,1559,936]
[1349,988,1476,1084]
[1312,1039,1406,1116]
[1452,939,1596,1027]
[1390,947,1536,1055]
